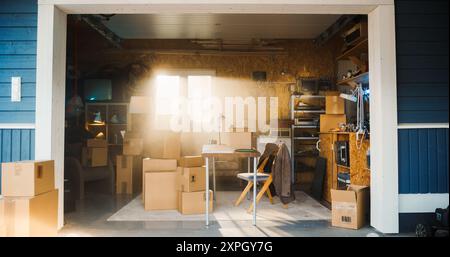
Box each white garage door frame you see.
[36,0,399,233]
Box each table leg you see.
[212,157,216,200]
[205,157,209,226]
[253,156,257,226]
[247,157,251,200]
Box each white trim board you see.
[398,123,449,129]
[399,194,449,213]
[0,123,35,129]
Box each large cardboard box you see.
[331,185,369,229]
[179,156,204,168]
[0,197,5,236]
[320,114,346,132]
[142,158,177,172]
[82,147,108,167]
[177,166,206,192]
[221,132,252,149]
[116,155,142,194]
[123,136,144,156]
[144,171,178,210]
[1,160,54,197]
[0,189,58,237]
[326,95,345,114]
[87,138,107,148]
[178,190,213,215]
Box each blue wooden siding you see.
[0,0,37,192]
[398,128,449,194]
[0,0,37,124]
[395,0,449,123]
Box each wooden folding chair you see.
[234,145,278,213]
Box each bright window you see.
[155,75,180,115]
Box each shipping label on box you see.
[1,160,55,197]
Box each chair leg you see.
[266,188,273,204]
[235,181,253,206]
[247,177,273,213]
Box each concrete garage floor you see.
[58,192,409,237]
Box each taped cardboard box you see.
[82,147,108,167]
[1,160,54,197]
[320,114,346,132]
[116,155,142,194]
[1,189,58,237]
[177,166,206,192]
[331,185,369,229]
[179,156,204,168]
[144,171,178,210]
[326,95,345,114]
[178,190,213,215]
[143,158,177,172]
[87,138,107,148]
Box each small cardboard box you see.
[331,185,369,229]
[0,189,58,237]
[116,155,142,194]
[143,158,177,172]
[178,190,213,215]
[221,132,253,149]
[326,95,345,114]
[123,137,144,156]
[87,138,107,148]
[1,160,55,197]
[320,114,346,132]
[144,171,178,210]
[177,166,206,192]
[179,156,204,168]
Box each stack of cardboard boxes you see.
[82,138,108,167]
[177,156,212,215]
[0,160,58,237]
[116,132,144,194]
[142,133,181,210]
[320,92,346,132]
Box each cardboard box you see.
[82,147,108,167]
[144,171,178,210]
[163,133,181,160]
[143,158,177,172]
[331,185,369,229]
[178,190,213,215]
[177,166,206,192]
[87,138,107,148]
[326,95,345,114]
[0,189,58,237]
[221,132,252,149]
[0,197,5,236]
[320,114,346,132]
[123,137,144,156]
[116,155,142,194]
[179,156,204,168]
[1,160,55,197]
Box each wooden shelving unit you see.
[336,38,368,61]
[337,71,369,87]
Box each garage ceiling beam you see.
[314,15,359,46]
[76,14,122,48]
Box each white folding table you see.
[201,144,261,226]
